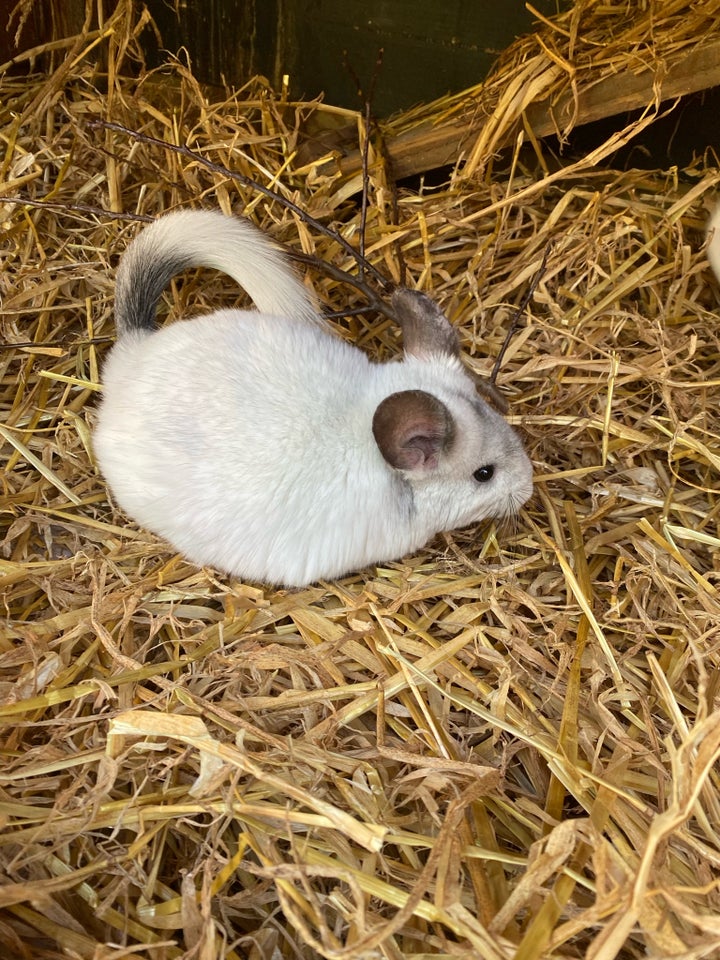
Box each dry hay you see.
[2,1,720,958]
[318,0,720,183]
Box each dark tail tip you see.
[115,241,191,337]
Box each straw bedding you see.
[2,1,720,958]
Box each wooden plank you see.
[324,37,720,182]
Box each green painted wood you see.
[145,0,566,116]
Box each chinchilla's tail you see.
[114,209,320,336]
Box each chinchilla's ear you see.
[391,288,460,360]
[391,287,511,414]
[372,389,455,471]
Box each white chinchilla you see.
[708,205,720,282]
[94,209,533,587]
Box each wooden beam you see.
[324,37,720,182]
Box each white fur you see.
[115,209,321,329]
[708,206,720,284]
[94,210,533,586]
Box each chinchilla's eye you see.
[473,464,495,483]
